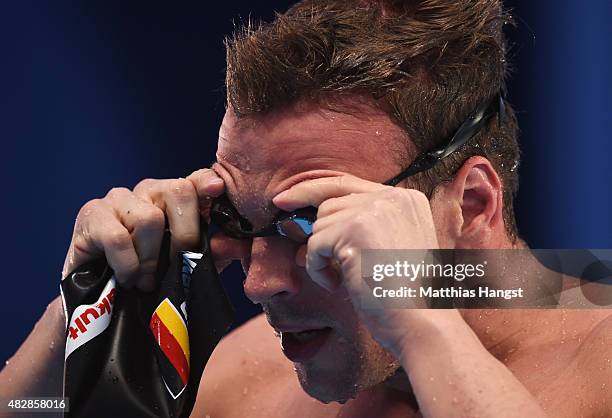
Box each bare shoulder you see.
[191,314,294,417]
[571,312,612,414]
[574,312,611,372]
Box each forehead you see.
[215,99,410,222]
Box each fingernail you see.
[210,176,224,185]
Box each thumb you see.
[210,233,252,273]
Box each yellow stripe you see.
[155,299,190,363]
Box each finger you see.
[273,175,390,211]
[187,168,225,220]
[314,188,379,219]
[311,208,355,236]
[210,233,252,273]
[305,226,344,292]
[187,168,225,196]
[133,178,200,253]
[110,192,165,291]
[295,244,307,268]
[70,199,140,288]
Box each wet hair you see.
[225,0,520,240]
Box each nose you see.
[243,237,302,304]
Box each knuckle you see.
[133,206,165,231]
[408,189,429,206]
[317,199,334,217]
[335,175,346,189]
[371,198,393,214]
[372,198,387,210]
[388,187,406,199]
[383,188,413,208]
[186,168,211,183]
[306,233,322,254]
[106,187,131,199]
[133,178,157,193]
[70,233,87,254]
[312,219,324,235]
[78,198,102,218]
[167,178,196,201]
[348,214,368,232]
[105,228,132,251]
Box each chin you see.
[295,365,359,404]
[293,346,401,404]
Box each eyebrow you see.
[213,163,280,228]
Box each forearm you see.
[399,310,547,418]
[0,296,65,399]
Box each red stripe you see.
[150,312,189,385]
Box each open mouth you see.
[280,327,332,363]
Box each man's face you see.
[214,99,411,402]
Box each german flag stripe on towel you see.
[150,298,190,396]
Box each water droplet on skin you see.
[177,207,183,216]
[242,387,249,395]
[5,360,10,366]
[49,341,55,351]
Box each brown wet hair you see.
[225,0,520,241]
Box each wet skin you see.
[212,100,409,402]
[192,101,612,417]
[0,99,609,418]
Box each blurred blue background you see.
[1,1,611,362]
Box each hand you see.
[62,169,251,291]
[273,174,441,356]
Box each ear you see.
[430,156,504,248]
